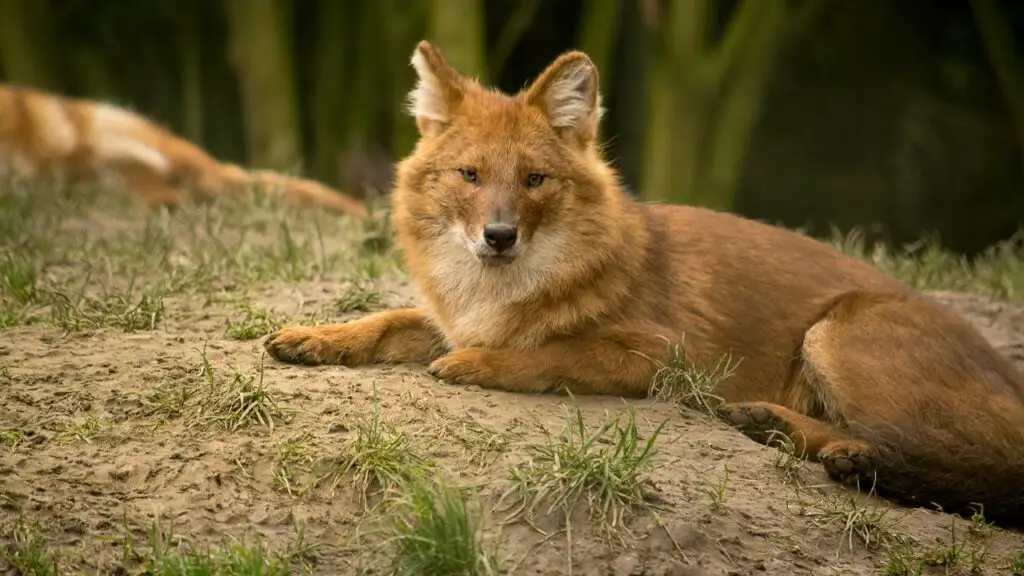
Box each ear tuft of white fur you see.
[543,62,602,130]
[406,49,448,122]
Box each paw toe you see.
[427,358,466,385]
[819,442,876,484]
[717,403,784,442]
[263,329,329,366]
[427,352,496,389]
[426,362,442,378]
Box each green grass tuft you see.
[131,517,318,575]
[827,226,1023,299]
[0,516,61,576]
[383,475,500,576]
[503,404,666,531]
[313,386,432,509]
[224,304,283,341]
[644,334,739,417]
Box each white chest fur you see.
[422,225,566,349]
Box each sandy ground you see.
[1,189,1023,575]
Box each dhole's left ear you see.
[406,40,467,138]
[524,51,603,148]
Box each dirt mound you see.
[1,189,1023,575]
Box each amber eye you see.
[524,173,546,188]
[458,168,479,184]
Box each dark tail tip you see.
[857,440,1024,530]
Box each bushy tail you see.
[242,166,370,218]
[850,403,1024,528]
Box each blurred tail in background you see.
[0,83,369,218]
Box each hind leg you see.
[719,291,953,486]
[762,290,1015,490]
[717,401,876,484]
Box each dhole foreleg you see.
[716,401,876,484]
[426,329,669,397]
[264,308,446,366]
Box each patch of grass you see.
[0,253,40,322]
[1008,551,1024,575]
[48,282,165,333]
[54,413,110,444]
[145,379,198,422]
[917,518,989,574]
[382,475,500,576]
[0,516,61,576]
[967,546,987,574]
[449,416,515,468]
[272,431,316,497]
[827,226,1023,300]
[224,305,324,341]
[766,430,809,486]
[879,518,990,576]
[881,536,925,576]
[0,177,84,260]
[502,403,666,531]
[334,281,384,313]
[358,198,394,257]
[702,465,730,513]
[0,429,22,452]
[224,304,283,341]
[143,346,289,433]
[313,386,432,509]
[130,517,318,575]
[193,352,288,432]
[644,334,740,417]
[802,488,905,554]
[966,504,993,539]
[920,537,968,572]
[0,176,396,334]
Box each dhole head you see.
[392,40,617,271]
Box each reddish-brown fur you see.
[0,83,368,218]
[266,41,1024,526]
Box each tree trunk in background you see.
[969,0,1024,169]
[66,44,113,99]
[224,0,301,172]
[312,0,352,186]
[384,0,427,159]
[577,0,624,116]
[490,0,541,81]
[640,0,824,210]
[700,3,788,207]
[0,0,61,91]
[176,0,205,146]
[429,0,486,81]
[342,2,386,154]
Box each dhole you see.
[266,41,1024,527]
[0,83,368,218]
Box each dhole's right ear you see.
[406,41,466,138]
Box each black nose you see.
[482,224,518,253]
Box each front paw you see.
[427,348,501,388]
[716,402,786,445]
[264,326,348,366]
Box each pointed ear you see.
[524,51,603,148]
[406,41,467,138]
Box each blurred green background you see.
[1,0,1021,256]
